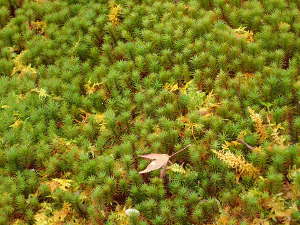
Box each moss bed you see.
[0,0,300,224]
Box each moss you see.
[0,0,300,224]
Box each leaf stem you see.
[170,144,192,158]
[237,139,254,150]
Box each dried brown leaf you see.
[139,153,169,160]
[139,154,170,174]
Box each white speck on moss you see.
[125,208,140,217]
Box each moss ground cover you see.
[0,0,300,224]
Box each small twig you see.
[170,144,192,158]
[237,139,255,150]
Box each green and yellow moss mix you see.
[0,0,300,224]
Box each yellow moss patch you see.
[233,26,254,43]
[212,149,259,178]
[248,107,267,143]
[108,3,122,26]
[11,51,37,78]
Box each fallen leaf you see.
[139,154,170,174]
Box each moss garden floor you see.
[1,0,300,224]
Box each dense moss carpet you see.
[0,0,300,224]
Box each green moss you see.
[0,0,300,224]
